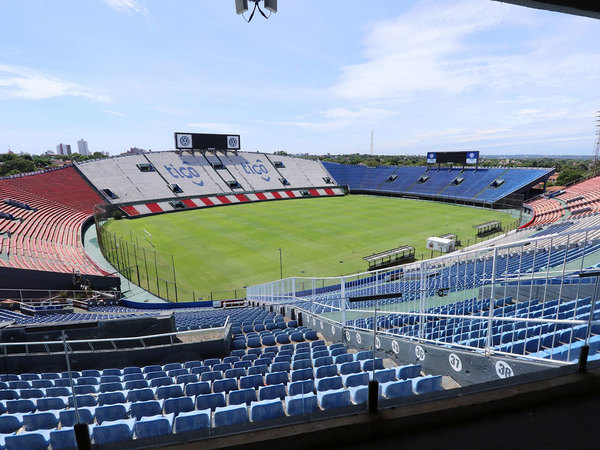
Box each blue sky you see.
[0,0,599,156]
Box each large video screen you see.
[426,151,479,164]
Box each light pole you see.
[279,248,283,279]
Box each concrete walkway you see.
[83,225,167,304]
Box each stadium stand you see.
[523,175,600,227]
[0,167,115,283]
[76,152,342,217]
[323,162,553,206]
[0,304,447,448]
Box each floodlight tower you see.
[236,0,277,22]
[593,111,600,176]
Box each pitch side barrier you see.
[248,225,600,369]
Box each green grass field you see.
[103,196,514,299]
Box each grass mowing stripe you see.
[104,196,514,299]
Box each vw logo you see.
[469,152,475,158]
[179,136,190,146]
[228,137,238,147]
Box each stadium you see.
[1,2,600,450]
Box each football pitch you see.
[103,196,515,299]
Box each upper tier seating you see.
[0,167,109,275]
[323,162,552,205]
[77,153,338,210]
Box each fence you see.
[248,225,600,365]
[94,205,244,303]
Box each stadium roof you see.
[493,1,600,20]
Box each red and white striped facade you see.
[120,187,345,217]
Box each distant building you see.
[56,143,71,156]
[77,139,89,156]
[125,147,146,155]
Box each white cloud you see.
[0,64,108,102]
[186,122,238,133]
[273,106,397,131]
[332,0,600,101]
[101,109,125,116]
[103,0,148,16]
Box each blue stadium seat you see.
[286,393,320,416]
[304,330,319,340]
[270,361,291,373]
[214,404,248,427]
[68,394,97,408]
[0,389,19,400]
[361,358,384,371]
[185,381,212,397]
[292,359,312,370]
[164,396,195,416]
[82,369,101,377]
[396,364,421,380]
[163,362,183,372]
[288,379,314,396]
[290,332,305,342]
[143,365,162,374]
[31,380,53,389]
[123,367,143,375]
[191,366,211,376]
[225,368,247,379]
[342,373,369,388]
[335,354,354,364]
[150,376,174,388]
[177,373,199,385]
[5,429,51,450]
[36,396,67,411]
[184,360,204,369]
[248,365,269,376]
[259,383,287,401]
[126,388,155,403]
[45,387,70,398]
[134,413,174,439]
[7,398,36,413]
[213,377,238,394]
[19,388,45,399]
[50,427,78,450]
[59,407,96,427]
[195,392,226,411]
[291,368,314,382]
[412,375,443,394]
[354,351,372,361]
[276,334,291,344]
[338,361,361,375]
[156,383,185,400]
[317,388,352,410]
[102,368,122,376]
[315,364,338,379]
[125,380,148,391]
[95,404,129,424]
[98,391,127,406]
[213,363,232,373]
[201,371,223,382]
[0,414,24,433]
[74,385,98,395]
[229,387,258,405]
[371,369,396,383]
[130,400,164,420]
[381,380,414,399]
[316,376,344,392]
[100,375,122,384]
[174,409,211,433]
[250,399,285,422]
[265,371,289,386]
[92,418,136,445]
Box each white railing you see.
[248,226,600,365]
